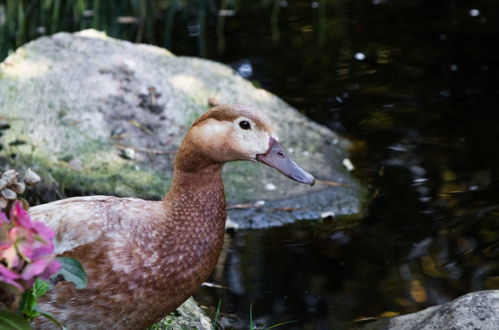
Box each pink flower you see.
[11,202,54,242]
[0,241,20,268]
[0,263,23,291]
[22,256,60,286]
[0,212,8,224]
[0,201,60,291]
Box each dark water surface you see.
[197,1,499,328]
[2,1,499,329]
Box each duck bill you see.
[256,137,315,185]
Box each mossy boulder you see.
[0,30,366,229]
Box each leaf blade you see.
[265,320,299,329]
[0,309,32,330]
[52,257,87,289]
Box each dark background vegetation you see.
[1,1,499,329]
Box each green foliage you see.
[0,0,229,59]
[209,300,297,330]
[54,257,87,290]
[249,301,254,329]
[19,279,51,320]
[18,279,66,329]
[2,257,87,329]
[32,279,51,299]
[0,309,31,330]
[0,0,328,61]
[211,299,222,330]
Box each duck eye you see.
[239,120,251,130]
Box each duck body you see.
[28,104,314,329]
[32,166,225,329]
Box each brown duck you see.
[29,104,315,329]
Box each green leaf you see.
[19,279,52,321]
[53,257,87,289]
[0,309,32,330]
[32,279,51,299]
[19,290,39,320]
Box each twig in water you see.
[129,119,153,134]
[315,179,347,187]
[114,144,174,155]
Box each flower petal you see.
[11,202,32,229]
[21,257,52,280]
[0,263,20,280]
[39,259,61,280]
[0,244,21,268]
[0,212,9,224]
[32,221,55,241]
[0,264,23,290]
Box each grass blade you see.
[265,320,298,329]
[211,299,222,330]
[249,301,254,330]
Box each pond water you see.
[2,0,499,329]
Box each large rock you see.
[363,290,499,330]
[0,30,366,228]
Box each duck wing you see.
[29,196,124,255]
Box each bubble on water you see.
[238,62,253,78]
[354,52,366,61]
[469,9,480,17]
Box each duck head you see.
[177,104,314,185]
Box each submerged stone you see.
[0,30,366,229]
[362,290,499,330]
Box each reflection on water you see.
[2,0,499,329]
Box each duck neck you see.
[164,159,227,229]
[162,135,227,240]
[167,164,225,198]
[166,132,226,206]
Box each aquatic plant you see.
[0,0,329,60]
[0,0,227,59]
